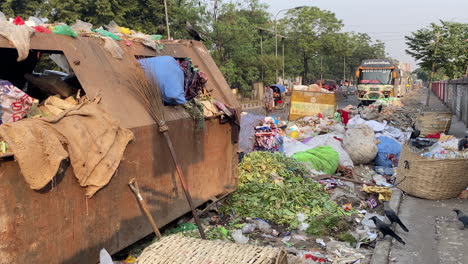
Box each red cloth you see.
[338,109,349,125]
[426,133,441,138]
[33,26,52,33]
[13,16,25,25]
[317,113,323,118]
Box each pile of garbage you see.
[410,135,468,159]
[0,12,165,61]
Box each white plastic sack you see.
[283,137,310,157]
[366,120,387,132]
[0,21,34,61]
[71,19,93,32]
[103,37,124,59]
[347,115,367,128]
[343,124,378,165]
[304,133,354,168]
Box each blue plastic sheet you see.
[375,136,402,167]
[271,84,286,93]
[138,56,186,105]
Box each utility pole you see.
[426,32,441,106]
[282,38,285,85]
[260,33,264,82]
[343,56,346,84]
[320,55,323,82]
[164,0,170,39]
[275,6,306,83]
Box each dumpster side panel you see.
[0,119,236,264]
[289,91,336,120]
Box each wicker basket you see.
[396,144,468,200]
[137,235,288,264]
[415,112,452,136]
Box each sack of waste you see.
[374,136,402,167]
[304,133,354,168]
[343,124,378,165]
[292,146,339,175]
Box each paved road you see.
[389,196,468,264]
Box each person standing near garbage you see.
[264,85,274,114]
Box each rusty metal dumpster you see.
[0,34,238,263]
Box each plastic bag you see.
[374,136,401,167]
[138,56,186,105]
[71,19,93,32]
[283,137,310,157]
[131,32,157,50]
[28,16,44,26]
[92,28,121,40]
[103,37,124,60]
[33,26,52,33]
[0,80,34,123]
[304,133,354,168]
[13,16,25,25]
[343,124,378,165]
[292,146,339,175]
[0,21,34,61]
[52,24,78,38]
[0,12,6,22]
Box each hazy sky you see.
[264,0,468,69]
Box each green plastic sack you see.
[151,34,163,40]
[52,25,78,38]
[92,28,121,40]
[292,146,339,175]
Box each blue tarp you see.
[375,136,402,168]
[138,56,186,105]
[271,84,286,93]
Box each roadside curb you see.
[370,188,403,264]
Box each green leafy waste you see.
[224,151,355,230]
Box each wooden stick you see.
[163,131,206,239]
[128,178,162,239]
[316,175,375,186]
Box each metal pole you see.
[426,32,441,106]
[275,13,279,83]
[261,33,264,82]
[343,57,346,84]
[274,7,305,84]
[164,0,171,40]
[282,38,285,85]
[320,55,323,81]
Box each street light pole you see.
[164,0,170,39]
[275,6,306,83]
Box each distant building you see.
[399,62,412,73]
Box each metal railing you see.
[432,77,468,128]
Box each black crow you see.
[185,21,204,41]
[453,209,468,229]
[384,202,409,232]
[458,136,468,151]
[410,124,420,139]
[370,216,406,245]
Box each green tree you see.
[281,6,343,83]
[0,0,45,18]
[406,21,468,79]
[209,0,271,95]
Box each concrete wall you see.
[432,77,468,128]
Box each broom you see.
[128,62,206,239]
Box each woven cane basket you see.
[396,144,468,200]
[137,235,288,264]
